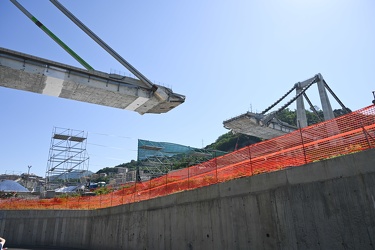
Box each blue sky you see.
[0,0,374,176]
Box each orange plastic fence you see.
[1,105,375,210]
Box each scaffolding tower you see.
[45,127,89,189]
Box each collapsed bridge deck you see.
[0,47,185,114]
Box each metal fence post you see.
[121,186,124,205]
[248,146,253,175]
[134,182,137,203]
[100,194,102,209]
[188,166,190,190]
[298,120,307,164]
[362,125,374,149]
[111,191,113,207]
[215,156,218,183]
[149,178,151,200]
[166,172,168,195]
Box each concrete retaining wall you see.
[1,149,375,249]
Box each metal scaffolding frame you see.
[45,127,89,189]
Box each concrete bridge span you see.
[0,47,185,114]
[1,149,374,249]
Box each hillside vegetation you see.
[96,108,349,174]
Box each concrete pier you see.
[1,149,375,249]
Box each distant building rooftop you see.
[0,180,29,192]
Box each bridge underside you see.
[223,112,296,139]
[0,48,185,114]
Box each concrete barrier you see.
[1,149,375,249]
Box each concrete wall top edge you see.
[96,149,375,213]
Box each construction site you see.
[1,65,375,248]
[1,0,375,249]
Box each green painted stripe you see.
[30,16,94,70]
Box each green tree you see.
[205,132,261,152]
[96,167,117,175]
[276,108,349,127]
[276,108,297,126]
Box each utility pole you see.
[27,165,32,190]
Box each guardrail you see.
[1,105,374,210]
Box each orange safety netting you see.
[1,105,375,210]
